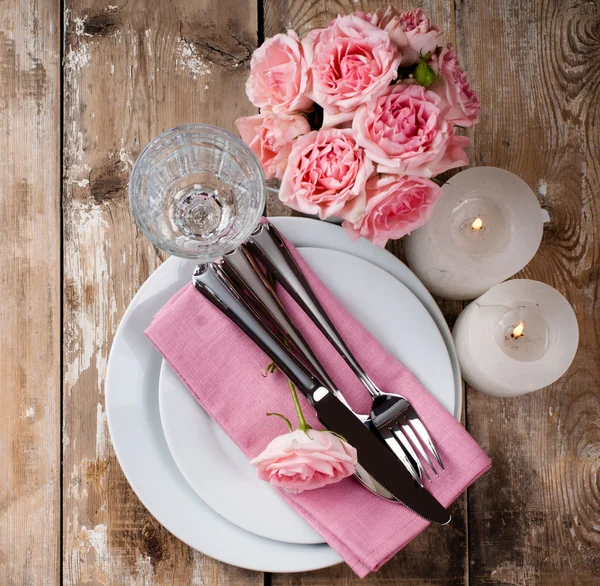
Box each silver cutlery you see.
[220,250,395,501]
[198,258,393,502]
[223,246,425,487]
[192,262,451,524]
[247,222,445,484]
[222,247,340,394]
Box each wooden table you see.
[2,0,599,584]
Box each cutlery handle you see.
[248,223,381,398]
[222,246,339,393]
[193,262,399,503]
[192,263,321,402]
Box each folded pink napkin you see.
[146,234,491,577]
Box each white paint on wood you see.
[175,38,213,80]
[96,403,108,460]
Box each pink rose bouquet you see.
[236,5,481,247]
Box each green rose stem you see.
[265,361,313,435]
[266,380,312,435]
[265,369,349,442]
[288,380,311,433]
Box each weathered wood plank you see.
[0,1,61,585]
[457,0,600,584]
[62,1,262,584]
[264,1,469,584]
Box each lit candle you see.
[404,167,545,300]
[452,279,579,397]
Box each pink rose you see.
[250,429,357,494]
[278,128,374,221]
[429,45,481,127]
[246,31,313,113]
[303,15,402,126]
[235,113,310,180]
[356,7,442,66]
[343,174,442,247]
[353,82,469,177]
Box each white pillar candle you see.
[452,279,578,397]
[404,167,545,300]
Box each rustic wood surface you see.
[460,1,600,584]
[1,0,598,584]
[0,1,61,585]
[62,1,260,585]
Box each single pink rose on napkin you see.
[303,14,402,126]
[429,45,481,127]
[343,174,442,247]
[356,7,442,67]
[246,31,313,113]
[146,224,491,577]
[235,113,310,180]
[251,428,357,494]
[278,128,373,221]
[353,82,469,177]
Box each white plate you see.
[159,247,455,545]
[106,216,461,573]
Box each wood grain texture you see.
[0,1,61,585]
[264,2,468,584]
[457,0,600,584]
[0,0,586,584]
[62,1,261,584]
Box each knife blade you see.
[192,263,451,525]
[311,387,451,525]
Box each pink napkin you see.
[146,236,491,577]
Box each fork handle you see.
[247,222,381,398]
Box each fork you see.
[223,246,424,487]
[246,222,445,485]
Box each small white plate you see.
[159,247,455,545]
[106,216,461,573]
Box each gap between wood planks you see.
[60,1,66,585]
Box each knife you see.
[221,247,397,502]
[192,263,451,525]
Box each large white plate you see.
[105,217,462,573]
[159,247,455,545]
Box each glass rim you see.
[128,124,266,259]
[129,123,265,184]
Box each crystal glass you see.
[129,124,266,260]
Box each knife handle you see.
[221,246,339,393]
[192,263,322,403]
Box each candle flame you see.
[471,217,483,230]
[512,321,525,339]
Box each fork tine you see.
[400,421,438,476]
[405,407,445,471]
[392,426,431,482]
[379,426,423,487]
